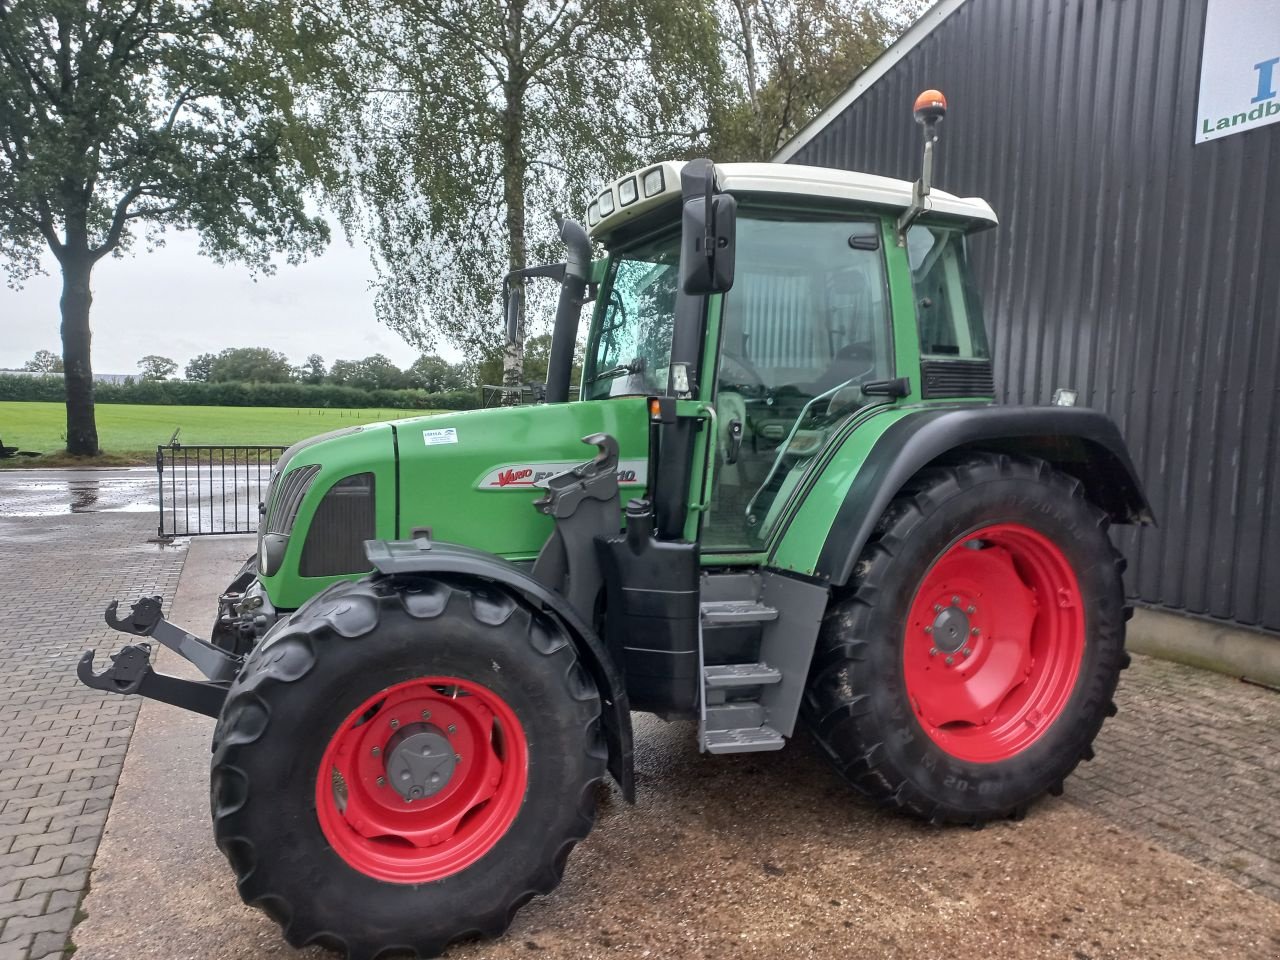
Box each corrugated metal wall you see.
[789,0,1280,633]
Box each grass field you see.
[0,402,443,465]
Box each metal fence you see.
[157,444,286,537]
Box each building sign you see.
[1196,0,1280,143]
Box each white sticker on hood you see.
[477,459,647,490]
[423,428,458,446]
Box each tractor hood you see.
[258,400,650,610]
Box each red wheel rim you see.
[903,523,1085,763]
[315,676,528,883]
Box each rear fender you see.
[810,406,1154,586]
[364,538,635,801]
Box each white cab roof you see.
[586,159,996,241]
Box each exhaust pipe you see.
[545,216,591,404]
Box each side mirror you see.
[679,160,736,295]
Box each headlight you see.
[597,189,615,216]
[618,177,638,206]
[642,167,665,197]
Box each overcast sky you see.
[0,231,452,376]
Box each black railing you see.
[157,444,287,537]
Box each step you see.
[705,701,764,730]
[704,725,785,754]
[701,601,779,626]
[703,663,783,688]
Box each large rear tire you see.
[802,453,1129,824]
[211,575,606,959]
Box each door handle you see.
[725,418,743,465]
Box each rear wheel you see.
[211,576,605,959]
[802,453,1128,823]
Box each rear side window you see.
[907,226,989,359]
[299,473,375,577]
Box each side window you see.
[299,473,375,577]
[907,226,989,359]
[706,213,893,551]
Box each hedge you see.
[0,374,480,411]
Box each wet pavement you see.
[0,466,263,536]
[0,469,158,519]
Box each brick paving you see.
[1068,652,1280,902]
[0,500,186,960]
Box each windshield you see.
[582,229,680,400]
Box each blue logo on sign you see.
[1254,57,1280,104]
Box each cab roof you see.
[586,160,997,242]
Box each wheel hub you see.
[384,723,457,801]
[930,604,971,653]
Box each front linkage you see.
[78,596,241,718]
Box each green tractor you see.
[81,91,1151,959]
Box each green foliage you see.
[709,0,923,162]
[207,347,294,384]
[300,353,327,384]
[21,348,62,372]
[328,354,407,391]
[0,373,479,410]
[406,354,469,392]
[322,0,726,371]
[185,353,217,382]
[137,355,179,380]
[0,0,335,282]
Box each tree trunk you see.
[500,1,527,404]
[59,251,100,456]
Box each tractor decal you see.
[475,459,647,490]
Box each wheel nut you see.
[929,647,938,657]
[924,625,933,634]
[371,746,380,756]
[376,776,385,787]
[389,718,399,729]
[447,724,457,734]
[951,595,961,605]
[945,656,954,665]
[967,605,976,614]
[934,604,943,613]
[971,627,980,635]
[454,754,461,762]
[962,647,972,656]
[421,710,431,720]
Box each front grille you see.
[265,464,321,535]
[920,359,996,399]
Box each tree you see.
[710,0,921,161]
[22,348,62,372]
[324,0,724,387]
[137,354,177,380]
[406,354,467,393]
[185,352,217,382]
[329,354,406,391]
[0,1,334,454]
[298,353,327,384]
[208,347,294,384]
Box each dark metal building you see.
[777,0,1280,634]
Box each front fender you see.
[793,405,1154,587]
[364,538,635,801]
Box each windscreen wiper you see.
[587,357,646,385]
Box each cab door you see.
[700,209,897,553]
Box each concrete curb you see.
[1128,607,1280,688]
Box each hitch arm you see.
[104,596,241,683]
[78,644,228,718]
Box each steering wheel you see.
[720,351,768,396]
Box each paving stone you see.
[0,503,186,960]
[1067,652,1280,901]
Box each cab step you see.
[703,725,785,754]
[702,662,782,688]
[700,600,779,626]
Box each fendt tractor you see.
[80,91,1152,959]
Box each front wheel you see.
[211,576,606,959]
[802,453,1129,823]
